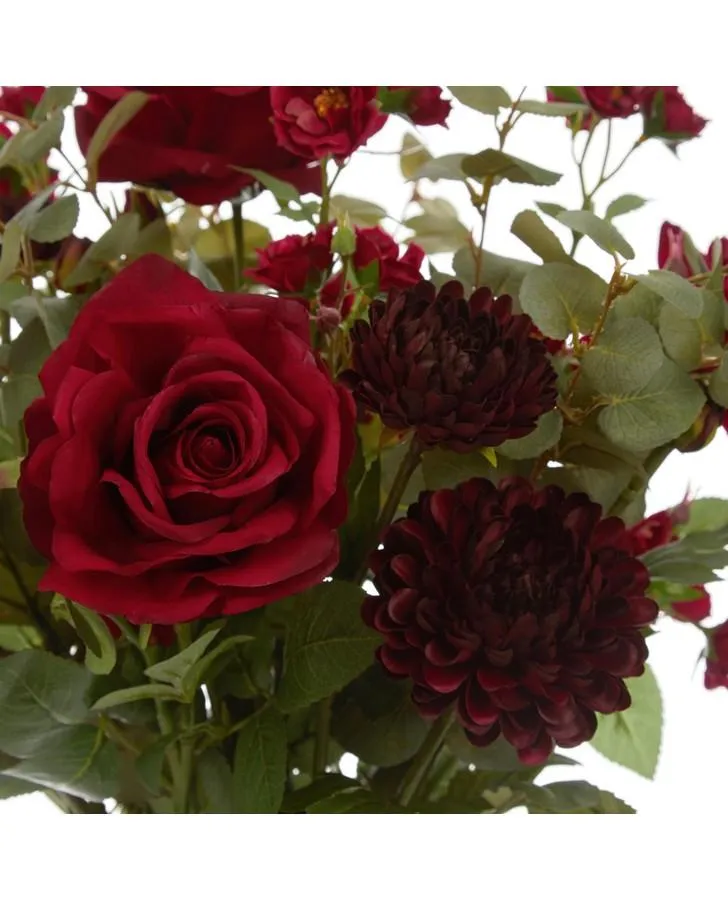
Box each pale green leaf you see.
[581,318,665,394]
[86,91,149,188]
[557,209,634,260]
[448,86,511,115]
[519,261,607,339]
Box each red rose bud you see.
[246,223,334,295]
[642,87,707,142]
[75,88,319,206]
[384,87,451,126]
[0,85,44,118]
[320,271,355,319]
[580,87,645,119]
[270,87,387,160]
[365,477,657,764]
[658,221,699,277]
[341,280,558,452]
[353,226,424,291]
[18,256,355,624]
[704,621,728,690]
[671,586,712,624]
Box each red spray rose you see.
[74,88,319,206]
[246,223,334,295]
[353,226,425,290]
[270,87,387,160]
[705,622,728,689]
[0,86,44,118]
[365,477,657,764]
[384,87,451,126]
[642,87,707,141]
[18,255,355,623]
[580,87,645,118]
[658,221,728,300]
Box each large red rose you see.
[0,86,44,118]
[19,255,356,623]
[270,87,387,160]
[74,88,319,206]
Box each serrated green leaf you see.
[524,780,635,813]
[179,634,254,700]
[281,774,357,813]
[498,409,563,460]
[591,664,662,779]
[413,153,469,182]
[400,132,432,180]
[196,748,234,813]
[462,149,562,186]
[581,318,664,394]
[17,112,64,165]
[143,627,223,687]
[520,261,607,339]
[403,212,470,254]
[453,246,535,297]
[511,210,567,262]
[90,682,183,711]
[8,318,50,375]
[277,581,381,711]
[235,168,300,204]
[536,201,568,221]
[634,270,703,318]
[605,194,648,219]
[597,358,705,452]
[28,195,79,243]
[516,99,589,117]
[63,214,142,288]
[330,195,386,227]
[678,498,728,534]
[86,91,149,188]
[448,86,511,115]
[557,209,634,260]
[232,704,286,813]
[0,773,37,800]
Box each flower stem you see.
[397,711,455,807]
[231,197,245,289]
[608,443,675,519]
[320,157,330,224]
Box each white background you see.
[2,83,727,819]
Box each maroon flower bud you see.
[341,280,558,452]
[270,87,387,160]
[0,86,44,118]
[672,586,711,624]
[642,87,707,142]
[658,221,697,277]
[385,87,451,126]
[580,87,645,119]
[246,223,334,295]
[705,621,728,689]
[365,476,657,764]
[352,226,424,291]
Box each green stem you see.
[353,436,423,584]
[319,158,330,224]
[174,726,194,814]
[0,310,9,345]
[608,444,675,519]
[397,712,455,807]
[232,197,244,290]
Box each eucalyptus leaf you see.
[448,86,511,115]
[557,210,634,260]
[520,261,607,339]
[511,210,568,262]
[28,195,79,243]
[633,270,703,318]
[399,133,432,180]
[498,409,563,460]
[581,318,665,394]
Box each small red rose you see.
[642,87,707,141]
[385,87,451,126]
[19,255,355,623]
[246,223,334,295]
[705,621,728,689]
[580,87,645,118]
[352,226,425,291]
[270,87,387,160]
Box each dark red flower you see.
[385,87,451,126]
[705,621,728,689]
[580,87,646,118]
[0,86,44,118]
[365,477,657,764]
[642,87,707,141]
[75,88,319,206]
[658,221,728,301]
[246,223,334,295]
[18,255,355,624]
[546,87,594,131]
[341,280,558,452]
[320,271,355,319]
[353,227,424,291]
[270,87,387,160]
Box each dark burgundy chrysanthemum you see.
[341,280,557,452]
[364,477,658,764]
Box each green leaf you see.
[421,446,497,491]
[0,220,23,283]
[9,317,50,376]
[536,201,568,221]
[519,261,607,339]
[281,774,357,813]
[557,210,634,260]
[90,683,183,711]
[0,374,42,429]
[448,86,511,115]
[86,91,149,188]
[678,498,728,534]
[660,290,723,370]
[187,248,223,292]
[0,458,20,490]
[134,735,174,798]
[235,169,300,204]
[498,409,563,460]
[28,195,79,243]
[196,748,234,813]
[510,210,567,262]
[179,634,254,701]
[232,704,287,814]
[330,195,386,227]
[32,87,77,122]
[13,112,64,165]
[590,664,662,779]
[331,667,430,767]
[129,219,173,260]
[633,270,703,318]
[143,626,223,687]
[516,99,590,117]
[708,351,728,407]
[64,601,117,676]
[581,318,665,394]
[34,294,82,349]
[597,359,705,453]
[605,194,648,219]
[613,281,663,328]
[446,728,574,773]
[453,246,535,298]
[5,724,119,802]
[413,154,468,182]
[462,149,562,186]
[0,651,92,757]
[277,581,381,712]
[399,132,432,180]
[63,214,142,288]
[404,212,470,254]
[0,773,37,800]
[524,780,635,813]
[306,787,403,814]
